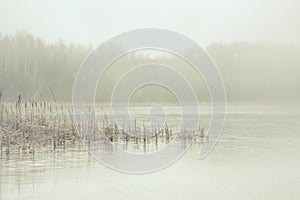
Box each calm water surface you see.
[1,105,300,200]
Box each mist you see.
[1,1,300,200]
[0,32,299,103]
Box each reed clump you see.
[0,97,78,156]
[0,96,207,156]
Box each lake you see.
[1,104,300,200]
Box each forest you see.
[0,31,299,103]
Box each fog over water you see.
[1,105,300,200]
[0,0,300,200]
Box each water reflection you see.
[1,106,300,200]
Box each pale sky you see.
[0,0,299,47]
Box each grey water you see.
[0,104,300,200]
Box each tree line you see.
[0,31,299,103]
[0,31,91,101]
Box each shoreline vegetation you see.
[0,95,207,157]
[1,31,300,156]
